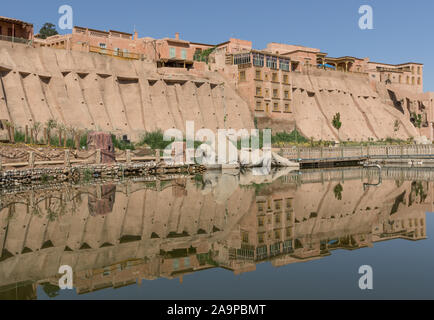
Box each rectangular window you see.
[258,217,265,227]
[181,49,187,59]
[274,230,281,240]
[256,100,263,111]
[99,43,107,49]
[284,90,289,99]
[286,228,292,238]
[256,87,262,96]
[239,70,246,81]
[274,200,282,211]
[272,73,278,82]
[285,103,290,112]
[266,56,278,69]
[273,89,279,98]
[253,53,264,67]
[279,58,290,71]
[255,70,262,80]
[169,47,176,58]
[233,53,251,65]
[242,232,249,243]
[286,212,291,221]
[173,259,179,270]
[275,214,281,224]
[273,103,279,111]
[184,257,190,267]
[283,74,288,84]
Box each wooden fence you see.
[281,166,434,185]
[0,149,163,170]
[280,144,434,162]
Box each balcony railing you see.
[89,46,140,60]
[193,54,208,63]
[0,35,32,45]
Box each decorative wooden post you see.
[96,149,101,164]
[29,151,35,169]
[126,149,131,163]
[75,134,80,150]
[64,150,71,167]
[44,127,48,145]
[11,126,15,144]
[25,125,28,144]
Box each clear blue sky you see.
[3,0,433,91]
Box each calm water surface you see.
[1,166,434,299]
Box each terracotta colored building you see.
[36,26,143,60]
[211,39,294,121]
[209,38,426,134]
[366,61,423,93]
[0,16,33,43]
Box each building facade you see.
[0,16,33,44]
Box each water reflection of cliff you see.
[0,167,431,299]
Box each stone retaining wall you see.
[0,162,206,187]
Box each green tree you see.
[38,23,58,39]
[411,112,422,128]
[42,283,60,298]
[332,112,342,141]
[334,183,343,201]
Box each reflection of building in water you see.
[88,184,116,216]
[0,169,431,299]
[221,176,428,273]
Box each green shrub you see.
[111,134,135,150]
[14,129,26,143]
[139,130,174,150]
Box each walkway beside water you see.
[280,144,434,168]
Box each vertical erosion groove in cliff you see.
[289,70,419,141]
[0,43,254,140]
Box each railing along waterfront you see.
[280,144,434,162]
[282,166,434,185]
